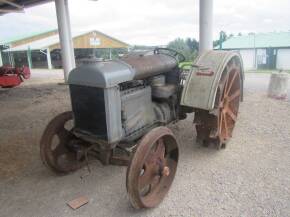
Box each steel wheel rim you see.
[218,60,241,145]
[40,111,85,173]
[194,57,242,149]
[126,127,178,208]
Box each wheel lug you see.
[162,166,170,177]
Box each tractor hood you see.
[68,60,135,88]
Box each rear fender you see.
[180,50,244,111]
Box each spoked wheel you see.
[194,57,242,149]
[40,111,86,173]
[126,127,179,209]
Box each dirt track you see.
[0,70,290,217]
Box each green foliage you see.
[167,38,198,61]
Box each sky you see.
[0,0,289,46]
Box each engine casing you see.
[68,53,178,146]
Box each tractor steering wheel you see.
[154,48,186,63]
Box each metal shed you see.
[218,32,290,70]
[2,30,129,69]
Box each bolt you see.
[162,166,170,177]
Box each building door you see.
[257,49,267,69]
[257,48,277,70]
[266,48,277,70]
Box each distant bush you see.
[167,38,199,61]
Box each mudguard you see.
[180,50,244,111]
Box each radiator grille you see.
[69,85,107,140]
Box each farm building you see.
[0,29,129,69]
[218,32,290,70]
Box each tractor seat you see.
[152,84,177,99]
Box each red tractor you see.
[0,65,30,88]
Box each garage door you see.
[239,49,255,70]
[277,49,290,70]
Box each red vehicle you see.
[0,65,30,88]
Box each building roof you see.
[0,29,57,45]
[0,0,52,16]
[5,33,60,51]
[220,32,290,49]
[4,30,129,51]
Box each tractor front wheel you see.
[126,127,179,209]
[40,111,86,174]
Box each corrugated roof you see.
[0,29,57,45]
[219,32,290,49]
[4,30,129,52]
[5,33,60,51]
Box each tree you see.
[167,38,199,61]
[213,31,233,49]
[185,38,199,53]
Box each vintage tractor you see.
[40,48,244,209]
[0,65,30,88]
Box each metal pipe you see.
[199,0,213,54]
[0,50,3,66]
[47,48,52,70]
[64,0,75,66]
[55,0,75,81]
[27,46,32,69]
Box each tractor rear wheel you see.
[194,57,242,149]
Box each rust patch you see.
[196,70,214,76]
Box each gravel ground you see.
[0,70,289,217]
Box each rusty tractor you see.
[40,48,244,209]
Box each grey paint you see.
[181,50,244,110]
[104,86,123,144]
[121,86,155,137]
[152,84,177,99]
[122,54,178,80]
[68,60,135,88]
